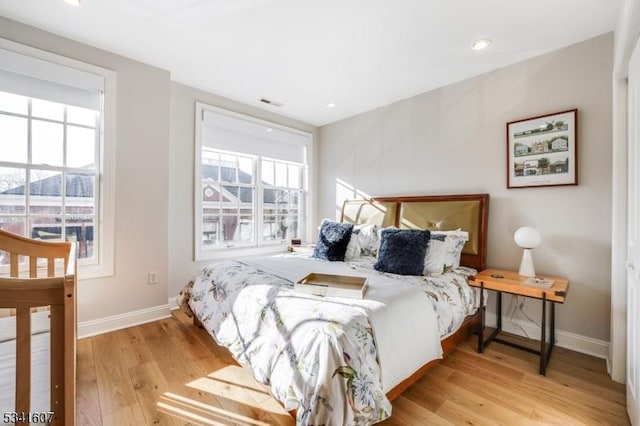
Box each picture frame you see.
[506,109,578,189]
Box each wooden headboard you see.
[341,193,489,271]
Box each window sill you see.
[77,262,114,280]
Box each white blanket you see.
[245,255,443,392]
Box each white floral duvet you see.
[179,254,478,425]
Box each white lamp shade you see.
[514,226,541,249]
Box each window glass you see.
[0,92,100,261]
[196,105,310,259]
[66,173,95,214]
[288,164,300,189]
[67,105,97,126]
[0,115,28,163]
[32,98,64,121]
[67,126,96,168]
[32,120,64,166]
[0,167,26,214]
[29,170,62,215]
[261,160,275,186]
[275,162,287,187]
[200,152,256,247]
[0,91,28,115]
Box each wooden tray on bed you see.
[295,272,368,299]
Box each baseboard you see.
[168,296,179,310]
[484,312,609,359]
[78,303,171,339]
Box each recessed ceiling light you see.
[326,103,336,108]
[471,39,492,51]
[265,128,273,132]
[64,0,83,6]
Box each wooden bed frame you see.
[340,193,489,400]
[0,230,77,425]
[190,193,490,417]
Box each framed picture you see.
[507,109,578,188]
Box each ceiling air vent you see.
[259,98,284,107]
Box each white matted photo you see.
[507,109,578,188]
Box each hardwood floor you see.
[76,310,629,425]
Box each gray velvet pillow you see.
[312,220,354,261]
[374,228,430,275]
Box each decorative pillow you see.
[442,229,469,268]
[312,219,354,261]
[424,229,469,274]
[345,223,380,260]
[423,233,448,275]
[374,228,430,276]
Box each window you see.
[0,40,115,279]
[195,103,311,260]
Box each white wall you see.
[168,82,319,298]
[318,33,614,344]
[0,17,172,329]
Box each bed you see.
[178,193,489,425]
[0,230,77,426]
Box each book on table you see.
[523,277,554,288]
[295,273,368,299]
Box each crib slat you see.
[30,257,37,278]
[48,258,55,278]
[64,274,76,426]
[15,307,31,418]
[50,303,64,424]
[10,253,18,277]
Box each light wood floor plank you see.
[77,311,629,425]
[128,360,184,426]
[381,395,454,426]
[76,338,102,426]
[102,402,147,426]
[92,331,138,416]
[115,326,155,369]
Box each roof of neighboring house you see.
[201,164,281,204]
[1,173,94,197]
[1,165,286,203]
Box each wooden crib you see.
[0,229,77,425]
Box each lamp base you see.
[519,249,536,277]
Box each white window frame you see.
[195,103,312,261]
[0,39,116,280]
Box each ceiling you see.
[0,0,621,126]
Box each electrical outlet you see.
[148,271,158,285]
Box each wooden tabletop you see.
[470,268,569,303]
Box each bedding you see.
[179,253,478,425]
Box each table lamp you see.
[514,226,541,277]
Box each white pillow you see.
[423,229,469,275]
[423,233,448,275]
[345,223,380,259]
[443,229,469,268]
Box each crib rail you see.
[0,229,77,425]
